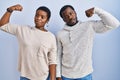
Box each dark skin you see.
[60,7,94,27]
[0,4,23,27]
[56,7,94,80]
[34,9,48,32]
[0,4,56,80]
[61,7,78,26]
[85,7,94,17]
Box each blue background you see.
[0,0,120,80]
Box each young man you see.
[56,5,120,80]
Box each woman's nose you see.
[37,16,42,20]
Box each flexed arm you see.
[85,7,120,33]
[0,4,23,27]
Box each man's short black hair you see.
[36,6,51,20]
[60,5,75,18]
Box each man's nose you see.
[68,15,72,19]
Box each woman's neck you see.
[36,26,48,32]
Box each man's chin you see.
[72,22,76,25]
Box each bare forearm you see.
[49,64,56,80]
[0,4,23,27]
[0,11,12,27]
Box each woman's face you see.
[34,10,48,29]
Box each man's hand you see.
[7,4,23,12]
[85,7,94,17]
[56,77,62,80]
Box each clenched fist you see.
[85,7,94,17]
[7,4,23,12]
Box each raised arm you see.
[0,4,23,27]
[85,7,120,33]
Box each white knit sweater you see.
[56,7,120,78]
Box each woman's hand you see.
[7,4,23,12]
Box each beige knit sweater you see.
[0,23,57,80]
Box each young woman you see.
[0,4,57,80]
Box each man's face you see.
[62,7,77,26]
[34,10,48,29]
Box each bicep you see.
[92,20,111,33]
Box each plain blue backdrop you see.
[0,0,120,80]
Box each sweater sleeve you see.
[0,23,20,35]
[92,7,120,33]
[48,35,57,65]
[56,33,63,77]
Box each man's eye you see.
[41,16,44,19]
[70,12,73,15]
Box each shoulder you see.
[20,25,33,29]
[55,30,65,40]
[56,30,63,36]
[17,25,34,32]
[46,31,56,40]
